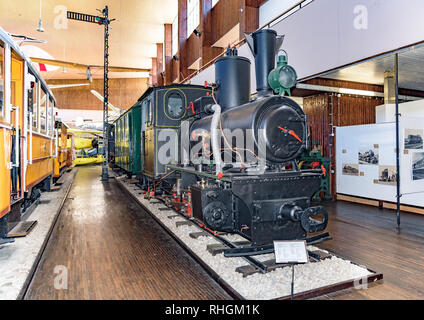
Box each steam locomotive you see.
[114,29,328,254]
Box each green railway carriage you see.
[114,102,142,175]
[113,84,211,180]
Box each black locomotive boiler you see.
[114,29,329,254]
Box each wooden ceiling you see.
[0,0,178,80]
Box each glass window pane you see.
[40,88,47,134]
[48,98,54,134]
[187,0,200,38]
[172,15,178,56]
[32,81,38,130]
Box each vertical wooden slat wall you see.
[303,93,383,196]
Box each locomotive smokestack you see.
[245,29,284,96]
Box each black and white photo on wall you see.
[412,152,424,181]
[404,129,424,150]
[378,165,397,185]
[358,147,379,165]
[342,163,359,176]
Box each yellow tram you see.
[53,120,69,180]
[0,27,60,239]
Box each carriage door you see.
[0,41,11,219]
[10,52,24,200]
[141,99,147,172]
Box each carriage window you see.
[28,73,39,130]
[0,44,4,116]
[31,80,39,130]
[40,87,47,134]
[48,97,54,134]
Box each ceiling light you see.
[37,0,44,32]
[86,67,93,82]
[37,19,44,33]
[193,29,201,37]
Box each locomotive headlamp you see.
[268,50,297,96]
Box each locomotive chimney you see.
[214,46,251,111]
[245,29,284,97]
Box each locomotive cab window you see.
[146,99,153,126]
[40,87,47,134]
[166,92,184,119]
[0,43,4,117]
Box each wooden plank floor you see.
[23,166,424,300]
[23,166,231,300]
[315,201,424,300]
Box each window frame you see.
[187,0,200,39]
[39,86,47,134]
[165,91,185,119]
[172,15,179,56]
[48,96,54,136]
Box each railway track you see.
[126,176,333,277]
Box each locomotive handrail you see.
[29,111,33,165]
[179,0,314,85]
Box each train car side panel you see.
[0,127,11,218]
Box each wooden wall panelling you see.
[164,24,173,85]
[47,78,149,110]
[210,0,240,45]
[178,0,188,81]
[200,0,223,67]
[303,93,382,196]
[151,58,158,87]
[156,43,164,87]
[244,2,260,34]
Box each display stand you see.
[274,240,309,300]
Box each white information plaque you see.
[274,240,309,264]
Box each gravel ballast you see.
[116,176,374,300]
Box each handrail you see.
[179,0,314,84]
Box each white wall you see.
[58,109,103,125]
[259,0,303,27]
[376,100,424,123]
[336,117,424,208]
[190,0,424,89]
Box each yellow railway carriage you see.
[0,27,58,240]
[53,121,69,180]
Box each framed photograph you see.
[404,129,424,150]
[378,165,397,185]
[358,147,379,165]
[412,152,424,181]
[342,163,359,176]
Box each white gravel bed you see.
[117,176,374,300]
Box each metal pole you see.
[395,53,401,228]
[101,5,109,181]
